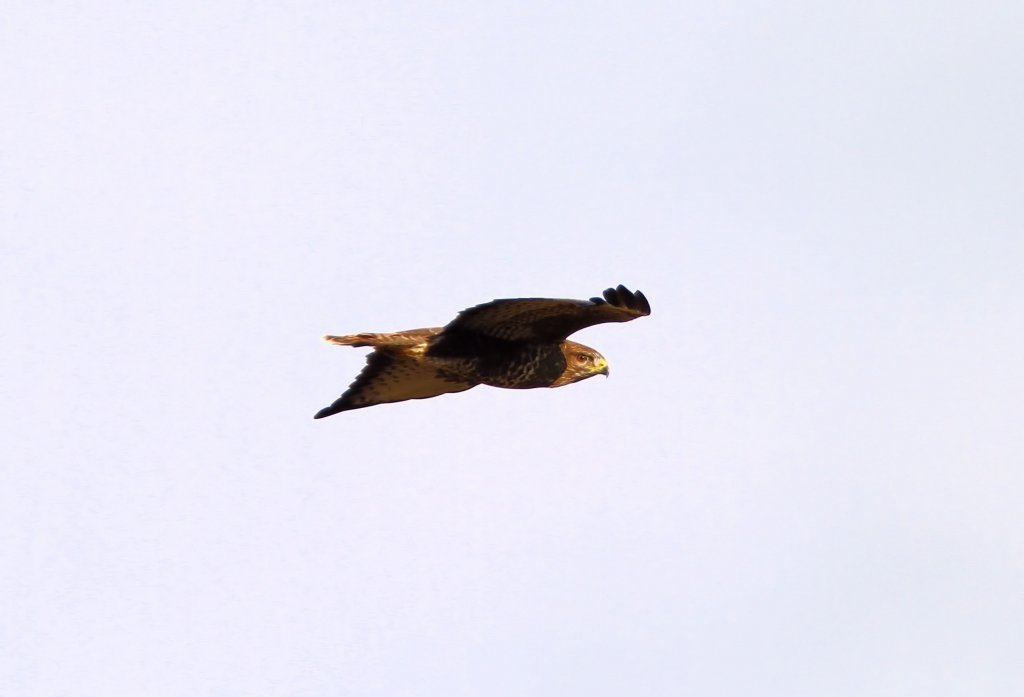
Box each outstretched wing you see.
[437,284,651,345]
[314,350,475,418]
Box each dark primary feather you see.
[437,284,651,345]
[591,285,652,314]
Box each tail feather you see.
[322,328,440,348]
[323,333,381,348]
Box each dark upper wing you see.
[436,284,651,344]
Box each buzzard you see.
[314,284,651,418]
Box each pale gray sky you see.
[3,2,1023,696]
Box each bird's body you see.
[314,284,650,418]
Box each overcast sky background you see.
[3,2,1023,696]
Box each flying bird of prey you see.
[314,284,651,418]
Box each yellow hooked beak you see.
[595,358,609,377]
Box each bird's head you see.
[552,340,609,387]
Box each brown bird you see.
[314,284,651,418]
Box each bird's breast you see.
[477,344,566,389]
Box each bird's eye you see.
[576,353,591,363]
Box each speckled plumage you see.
[314,284,651,417]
